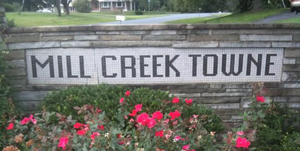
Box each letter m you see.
[31,56,54,78]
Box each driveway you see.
[95,13,225,25]
[254,10,299,23]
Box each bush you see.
[0,42,20,148]
[73,0,92,13]
[39,84,224,133]
[7,19,15,27]
[135,10,143,15]
[3,3,14,12]
[254,102,300,150]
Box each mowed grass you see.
[275,17,300,23]
[165,8,287,24]
[6,11,170,27]
[166,14,230,24]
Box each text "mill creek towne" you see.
[26,48,283,85]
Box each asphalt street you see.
[95,13,225,25]
[254,10,299,23]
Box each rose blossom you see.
[136,113,150,126]
[74,123,82,129]
[6,122,14,130]
[185,99,193,105]
[119,98,125,104]
[236,131,244,136]
[172,97,180,104]
[125,91,131,96]
[169,110,181,120]
[155,130,164,137]
[146,118,156,129]
[256,95,265,102]
[129,109,138,117]
[90,132,100,140]
[58,137,68,150]
[174,135,181,141]
[135,104,142,112]
[20,114,37,125]
[152,111,163,121]
[182,144,190,150]
[236,137,251,149]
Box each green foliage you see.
[40,85,224,133]
[3,3,15,12]
[0,40,19,148]
[73,0,92,13]
[254,102,300,150]
[7,18,16,27]
[135,10,144,15]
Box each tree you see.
[56,0,61,17]
[73,0,91,13]
[61,0,72,15]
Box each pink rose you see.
[172,97,180,104]
[136,113,150,126]
[147,118,156,129]
[152,111,163,121]
[6,122,14,130]
[58,137,68,150]
[236,137,251,149]
[185,99,193,105]
[135,104,142,112]
[256,95,265,102]
[169,110,181,120]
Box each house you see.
[90,0,135,11]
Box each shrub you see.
[5,98,221,150]
[135,10,143,15]
[0,41,19,147]
[39,85,224,133]
[3,3,14,12]
[7,19,16,27]
[73,0,92,13]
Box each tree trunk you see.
[19,0,25,15]
[253,0,263,9]
[61,0,70,15]
[57,0,61,17]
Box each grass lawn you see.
[166,14,230,24]
[165,8,287,24]
[275,17,300,23]
[6,11,170,27]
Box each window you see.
[116,2,123,7]
[102,2,110,8]
[94,1,99,8]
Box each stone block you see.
[100,35,142,41]
[8,42,60,50]
[9,78,27,86]
[272,42,300,48]
[283,83,300,88]
[2,50,25,60]
[14,91,51,101]
[293,35,300,41]
[171,93,201,98]
[4,33,40,43]
[7,60,26,68]
[92,41,172,47]
[121,31,148,35]
[210,84,222,89]
[0,7,5,13]
[41,36,73,41]
[206,103,240,109]
[7,68,26,76]
[195,97,241,104]
[143,35,186,41]
[283,65,300,71]
[4,27,23,33]
[240,35,292,41]
[173,42,218,48]
[226,89,252,93]
[96,31,120,35]
[268,88,300,96]
[202,92,251,97]
[150,30,177,35]
[35,27,70,32]
[284,48,300,57]
[283,58,296,64]
[43,32,95,36]
[297,58,300,64]
[19,101,40,111]
[26,85,68,91]
[188,35,239,41]
[177,30,188,35]
[289,103,300,108]
[212,29,300,35]
[231,116,243,120]
[74,35,99,40]
[264,82,280,88]
[222,84,252,88]
[61,41,90,47]
[282,72,299,81]
[273,97,287,102]
[288,97,300,102]
[220,42,271,47]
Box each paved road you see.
[254,10,299,23]
[95,13,225,25]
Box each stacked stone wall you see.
[2,24,300,130]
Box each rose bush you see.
[3,91,221,151]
